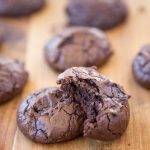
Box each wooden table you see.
[0,0,150,149]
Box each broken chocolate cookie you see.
[17,67,130,143]
[57,67,130,141]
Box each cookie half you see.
[58,67,130,141]
[17,88,85,143]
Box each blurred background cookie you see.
[66,0,128,30]
[45,27,112,72]
[132,45,150,89]
[0,56,28,104]
[0,0,46,16]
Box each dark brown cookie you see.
[0,0,45,16]
[45,27,112,72]
[57,67,130,141]
[0,56,28,104]
[132,45,150,89]
[17,88,85,143]
[17,67,130,142]
[66,0,127,30]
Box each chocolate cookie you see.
[0,56,28,104]
[45,27,112,71]
[0,0,45,16]
[17,88,85,143]
[57,67,130,141]
[17,67,130,142]
[66,0,127,30]
[132,45,150,89]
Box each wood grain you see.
[0,0,150,149]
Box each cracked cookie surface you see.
[66,0,127,30]
[0,56,28,104]
[17,88,85,143]
[45,27,112,72]
[0,0,45,16]
[132,45,150,89]
[58,67,130,141]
